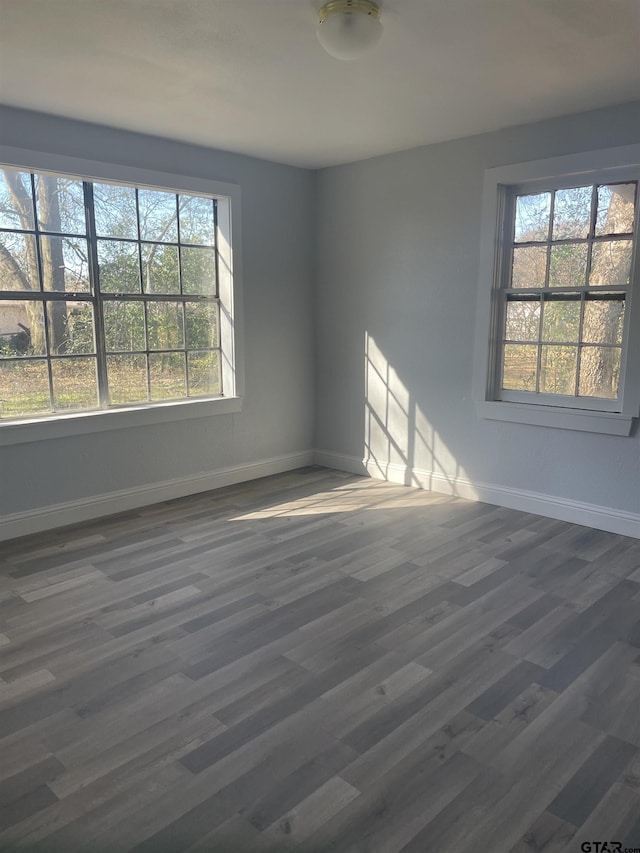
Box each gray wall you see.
[2,101,639,523]
[0,107,315,516]
[315,102,640,514]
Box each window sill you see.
[0,396,243,446]
[476,400,634,436]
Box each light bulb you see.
[317,0,383,61]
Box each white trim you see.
[487,145,640,187]
[0,451,314,542]
[0,396,243,446]
[0,145,245,431]
[0,145,240,200]
[474,400,633,435]
[314,451,640,539]
[473,144,640,433]
[313,449,368,475]
[3,450,638,542]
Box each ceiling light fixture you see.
[316,0,383,61]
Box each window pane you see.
[147,302,184,350]
[188,351,220,396]
[541,299,581,343]
[138,189,178,243]
[0,358,50,418]
[548,243,588,288]
[578,347,621,399]
[589,240,632,286]
[46,301,95,355]
[35,174,86,235]
[51,357,98,410]
[511,246,547,289]
[181,247,216,295]
[41,237,91,292]
[596,183,636,236]
[502,344,537,391]
[93,183,138,239]
[0,232,40,291]
[504,300,540,342]
[0,301,46,356]
[107,353,148,404]
[583,298,625,345]
[552,186,592,239]
[141,243,179,294]
[103,301,145,352]
[97,240,141,293]
[185,302,218,348]
[0,168,34,230]
[179,195,215,245]
[149,352,186,400]
[514,193,551,242]
[540,345,577,395]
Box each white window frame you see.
[0,146,244,447]
[473,144,640,436]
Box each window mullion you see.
[534,193,553,395]
[575,292,585,396]
[577,184,601,397]
[536,297,544,393]
[84,182,109,408]
[29,172,56,414]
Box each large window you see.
[474,146,640,435]
[0,163,239,425]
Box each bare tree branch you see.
[0,240,32,290]
[4,170,34,231]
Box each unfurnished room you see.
[0,1,639,850]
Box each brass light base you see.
[318,0,381,25]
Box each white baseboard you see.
[0,451,314,542]
[314,450,640,539]
[4,447,638,542]
[313,450,368,476]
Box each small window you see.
[500,181,636,407]
[0,165,238,423]
[474,146,640,435]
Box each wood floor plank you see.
[263,774,360,845]
[571,782,640,852]
[302,742,481,853]
[547,734,637,827]
[509,811,577,853]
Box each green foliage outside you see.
[0,169,221,419]
[503,183,634,399]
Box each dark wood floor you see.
[1,467,639,852]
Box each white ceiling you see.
[0,0,638,169]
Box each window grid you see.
[498,180,637,405]
[0,168,222,420]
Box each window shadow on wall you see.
[365,332,474,498]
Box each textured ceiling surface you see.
[0,0,639,168]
